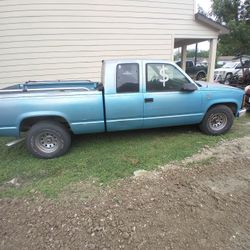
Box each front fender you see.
[203,98,240,117]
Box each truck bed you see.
[0,80,105,137]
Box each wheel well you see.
[195,71,206,79]
[196,71,206,75]
[208,103,237,116]
[20,116,70,132]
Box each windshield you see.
[222,62,239,68]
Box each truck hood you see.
[196,81,244,93]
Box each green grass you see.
[0,113,249,198]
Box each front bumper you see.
[214,72,226,82]
[237,109,247,117]
[214,74,223,82]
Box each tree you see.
[210,0,250,55]
[174,49,209,61]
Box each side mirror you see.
[181,83,198,92]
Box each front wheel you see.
[26,121,71,159]
[199,105,234,135]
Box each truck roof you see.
[103,59,176,65]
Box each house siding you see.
[0,0,218,86]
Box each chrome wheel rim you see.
[35,132,60,153]
[208,113,227,131]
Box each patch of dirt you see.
[1,137,250,250]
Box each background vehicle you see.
[0,60,246,159]
[214,56,250,85]
[214,61,242,84]
[176,60,207,80]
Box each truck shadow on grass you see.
[72,111,250,149]
[72,125,201,147]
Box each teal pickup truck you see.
[0,60,246,159]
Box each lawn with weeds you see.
[0,113,249,198]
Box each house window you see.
[116,63,139,93]
[146,63,190,92]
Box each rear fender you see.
[17,111,70,135]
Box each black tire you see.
[196,72,206,81]
[26,121,71,159]
[199,105,234,135]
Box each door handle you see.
[144,98,154,103]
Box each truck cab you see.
[102,60,203,132]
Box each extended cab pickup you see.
[0,60,246,158]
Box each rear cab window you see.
[116,63,139,93]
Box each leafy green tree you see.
[174,50,209,61]
[210,0,250,55]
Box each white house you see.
[0,0,228,88]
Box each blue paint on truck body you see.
[0,60,245,138]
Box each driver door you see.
[143,63,203,128]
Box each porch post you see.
[207,38,218,82]
[181,45,187,71]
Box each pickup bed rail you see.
[0,80,98,94]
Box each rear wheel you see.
[26,121,71,159]
[199,105,234,135]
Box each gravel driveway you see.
[1,137,250,250]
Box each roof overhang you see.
[174,38,209,48]
[195,13,230,35]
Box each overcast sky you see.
[196,0,212,12]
